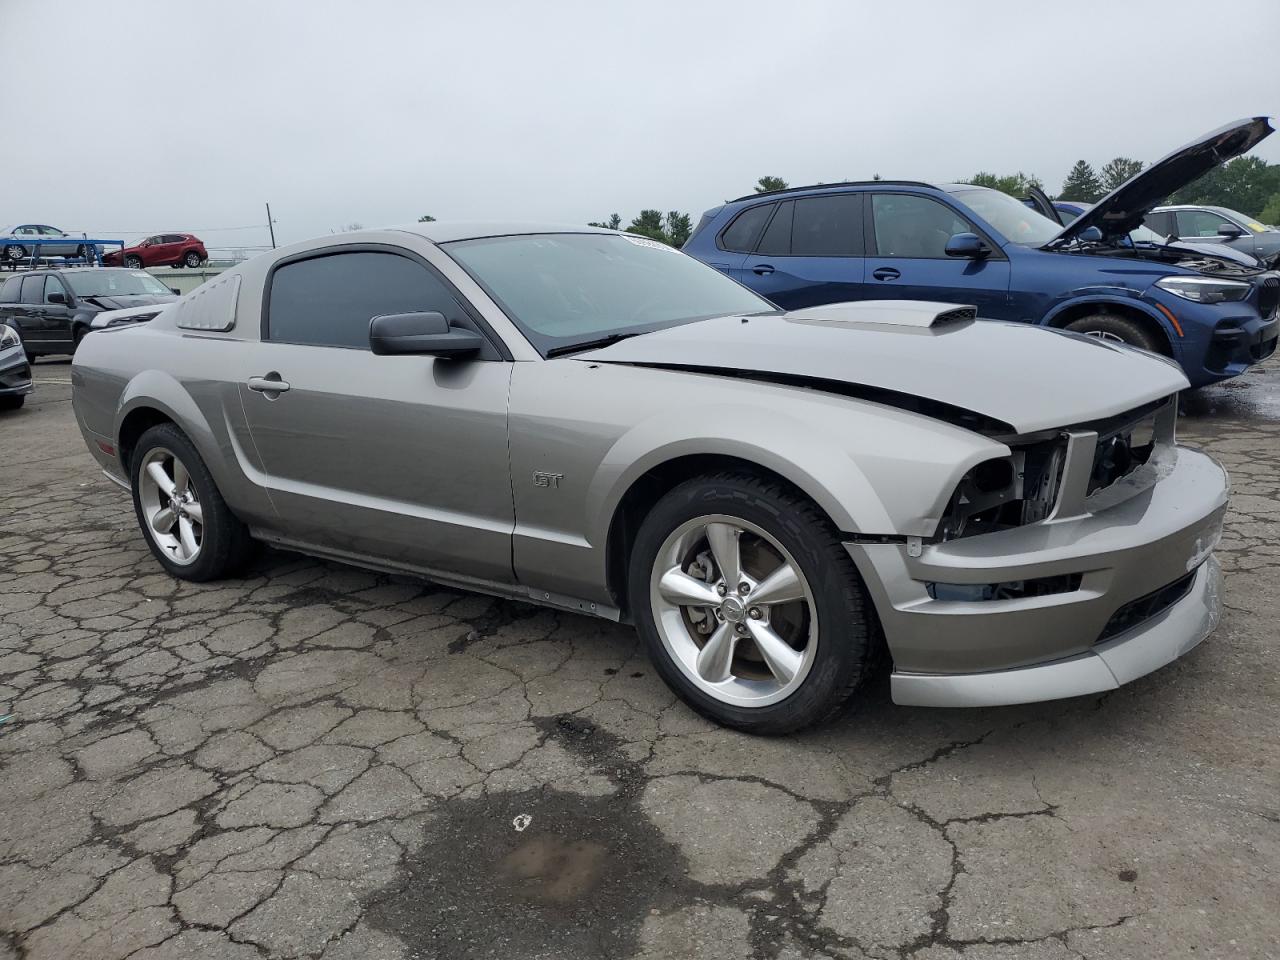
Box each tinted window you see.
[20,276,44,303]
[792,195,863,257]
[268,251,467,349]
[1177,210,1232,238]
[719,204,774,253]
[44,276,66,302]
[872,194,971,258]
[164,234,185,243]
[0,277,20,303]
[757,201,794,256]
[1143,211,1174,236]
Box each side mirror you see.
[1217,223,1244,238]
[1077,225,1104,243]
[169,287,181,296]
[47,292,67,305]
[944,233,991,259]
[369,311,483,358]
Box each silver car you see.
[70,223,1227,732]
[2,224,91,261]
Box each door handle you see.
[872,267,901,281]
[247,373,290,395]
[752,264,775,275]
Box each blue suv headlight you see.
[1154,276,1251,304]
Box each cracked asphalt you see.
[2,358,1278,960]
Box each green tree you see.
[1169,156,1280,217]
[1061,161,1104,202]
[588,214,622,230]
[665,211,693,247]
[965,171,1044,197]
[754,176,788,194]
[626,210,668,241]
[1260,193,1280,226]
[418,214,436,222]
[1100,157,1144,192]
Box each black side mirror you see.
[369,311,483,357]
[47,292,67,305]
[944,232,991,259]
[170,287,181,296]
[1217,223,1245,238]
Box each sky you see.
[2,0,1278,254]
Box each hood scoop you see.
[787,300,976,329]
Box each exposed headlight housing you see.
[0,324,19,349]
[1154,276,1250,304]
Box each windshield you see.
[444,233,778,355]
[65,270,173,298]
[947,188,1063,245]
[1214,208,1269,233]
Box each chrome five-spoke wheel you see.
[650,515,817,708]
[137,447,204,565]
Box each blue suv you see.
[684,118,1279,388]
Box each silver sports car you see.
[71,223,1227,732]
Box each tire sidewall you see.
[1065,313,1159,352]
[629,477,868,734]
[130,424,236,581]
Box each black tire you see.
[629,471,874,734]
[130,423,256,581]
[4,244,26,262]
[184,250,202,268]
[0,394,24,411]
[72,326,88,350]
[124,255,143,269]
[1064,313,1161,352]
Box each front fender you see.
[587,396,1007,547]
[1042,291,1175,339]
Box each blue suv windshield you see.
[947,188,1062,246]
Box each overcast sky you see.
[3,0,1278,252]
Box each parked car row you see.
[2,225,209,268]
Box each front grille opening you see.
[1259,274,1279,318]
[1097,570,1196,643]
[1088,414,1156,495]
[927,573,1083,602]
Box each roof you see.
[394,221,617,243]
[729,180,937,203]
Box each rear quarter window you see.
[718,203,775,253]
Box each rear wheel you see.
[630,472,874,734]
[1065,313,1161,352]
[130,423,256,581]
[125,255,143,269]
[184,250,202,268]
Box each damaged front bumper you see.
[847,444,1228,708]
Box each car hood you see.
[578,302,1188,435]
[1049,117,1274,246]
[81,294,178,311]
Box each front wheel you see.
[1065,313,1160,352]
[124,255,143,269]
[4,244,26,262]
[0,395,24,411]
[630,472,875,734]
[130,423,256,581]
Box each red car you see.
[103,233,208,269]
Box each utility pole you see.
[265,203,277,249]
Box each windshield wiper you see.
[545,331,646,358]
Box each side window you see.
[871,194,971,258]
[44,276,67,303]
[40,226,64,237]
[16,226,36,236]
[267,250,469,349]
[20,276,44,304]
[757,201,794,256]
[718,203,775,253]
[1144,211,1174,236]
[791,194,863,257]
[0,277,19,303]
[164,235,184,244]
[1177,210,1231,238]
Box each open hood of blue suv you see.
[1047,117,1273,246]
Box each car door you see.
[865,192,1012,318]
[740,194,868,309]
[41,274,75,347]
[238,247,516,584]
[709,202,773,283]
[10,276,52,347]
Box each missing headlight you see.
[938,439,1066,541]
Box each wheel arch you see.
[1042,295,1176,357]
[115,373,232,491]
